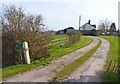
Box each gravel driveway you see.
[63,37,110,82]
[3,36,98,82]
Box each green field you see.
[2,36,93,79]
[100,36,119,82]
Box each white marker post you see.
[23,41,31,64]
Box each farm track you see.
[3,36,99,82]
[63,37,110,82]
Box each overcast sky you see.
[0,0,119,31]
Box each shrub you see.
[89,29,98,36]
[65,31,81,45]
[1,5,52,67]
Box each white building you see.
[80,20,96,35]
[80,20,96,30]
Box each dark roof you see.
[57,27,75,33]
[64,27,74,30]
[91,25,96,28]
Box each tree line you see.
[98,19,118,35]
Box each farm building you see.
[56,27,75,34]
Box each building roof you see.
[81,23,96,28]
[91,25,96,28]
[64,27,74,30]
[80,23,96,30]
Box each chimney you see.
[88,20,91,24]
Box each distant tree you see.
[118,29,120,36]
[109,23,116,32]
[117,29,120,33]
[0,16,1,25]
[98,19,112,34]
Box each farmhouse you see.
[80,20,96,35]
[63,27,75,34]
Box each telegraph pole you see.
[79,15,81,30]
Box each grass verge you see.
[2,36,93,79]
[100,36,119,82]
[52,38,102,81]
[53,35,67,39]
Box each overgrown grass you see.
[100,36,119,82]
[53,35,68,39]
[49,36,93,60]
[2,36,93,79]
[51,38,67,45]
[52,39,102,81]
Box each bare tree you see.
[0,16,2,29]
[2,5,45,32]
[2,5,25,31]
[98,18,112,34]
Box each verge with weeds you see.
[100,36,119,82]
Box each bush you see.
[89,29,98,36]
[2,27,52,68]
[65,31,81,45]
[1,5,52,67]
